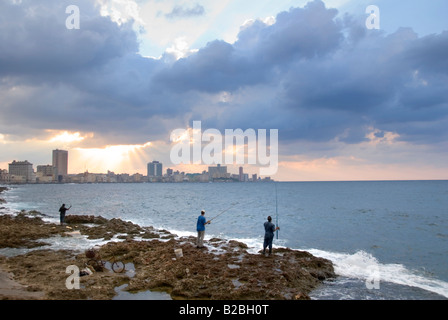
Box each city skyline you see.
[0,149,270,184]
[1,1,447,181]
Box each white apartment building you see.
[8,160,35,183]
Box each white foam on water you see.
[168,228,197,239]
[305,248,448,299]
[44,234,112,252]
[197,231,448,299]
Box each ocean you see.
[1,180,447,300]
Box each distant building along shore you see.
[0,150,273,184]
[53,149,68,181]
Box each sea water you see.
[1,180,447,300]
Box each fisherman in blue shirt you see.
[263,216,280,256]
[196,210,211,248]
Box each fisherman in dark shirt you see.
[59,204,71,225]
[263,216,280,256]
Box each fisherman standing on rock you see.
[196,210,210,248]
[263,216,280,256]
[59,204,71,225]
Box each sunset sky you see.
[1,0,447,181]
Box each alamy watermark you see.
[365,5,380,30]
[66,5,80,29]
[170,121,278,176]
[65,265,80,290]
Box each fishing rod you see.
[275,182,279,239]
[58,198,71,208]
[208,202,239,222]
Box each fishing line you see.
[208,202,239,222]
[275,182,279,239]
[207,197,260,223]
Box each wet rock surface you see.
[0,213,61,249]
[0,209,336,300]
[120,239,335,300]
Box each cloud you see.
[97,0,145,26]
[0,0,138,77]
[0,0,447,173]
[152,1,448,147]
[165,3,205,19]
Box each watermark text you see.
[65,265,80,290]
[366,5,380,30]
[170,121,278,176]
[66,5,80,30]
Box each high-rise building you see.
[239,166,244,182]
[36,165,57,183]
[37,165,57,177]
[208,164,227,179]
[147,161,163,177]
[52,149,68,177]
[9,160,35,183]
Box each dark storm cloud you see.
[236,0,343,62]
[404,31,448,74]
[0,0,447,148]
[0,0,178,142]
[0,0,138,76]
[157,1,447,144]
[159,1,343,94]
[156,39,268,93]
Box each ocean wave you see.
[305,248,448,299]
[202,235,448,299]
[160,227,448,298]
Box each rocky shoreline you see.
[0,187,336,300]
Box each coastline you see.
[0,188,336,300]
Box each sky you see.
[0,0,447,181]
